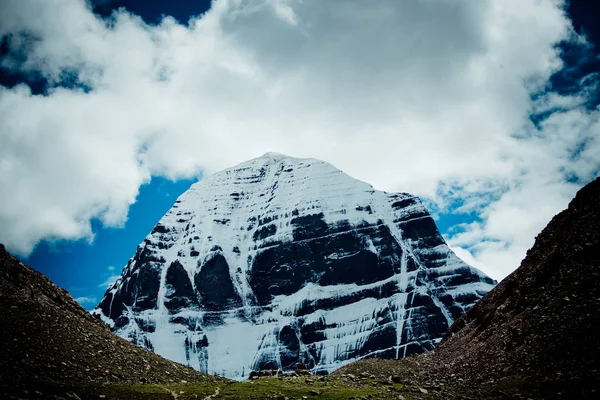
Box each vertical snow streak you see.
[156,260,170,327]
[431,293,453,328]
[395,249,409,358]
[108,288,116,319]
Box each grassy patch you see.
[205,376,383,399]
[7,377,415,399]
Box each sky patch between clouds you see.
[0,0,599,281]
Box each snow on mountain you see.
[92,152,495,379]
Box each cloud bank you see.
[0,0,598,280]
[74,296,98,306]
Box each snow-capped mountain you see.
[92,152,495,379]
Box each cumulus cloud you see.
[98,274,120,289]
[74,296,98,305]
[0,0,598,280]
[96,265,120,290]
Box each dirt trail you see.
[202,387,220,400]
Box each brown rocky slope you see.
[0,244,225,397]
[338,176,600,398]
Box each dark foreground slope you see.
[434,176,600,385]
[338,177,600,398]
[0,244,225,399]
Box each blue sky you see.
[1,0,599,309]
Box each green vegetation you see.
[6,376,417,400]
[6,374,572,399]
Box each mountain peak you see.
[246,151,315,167]
[259,151,292,161]
[93,154,495,379]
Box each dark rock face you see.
[278,325,301,370]
[165,261,197,312]
[195,253,242,311]
[95,259,162,329]
[249,221,415,305]
[93,153,495,378]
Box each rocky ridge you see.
[337,176,600,399]
[0,244,224,398]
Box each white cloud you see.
[98,274,120,289]
[0,0,598,280]
[98,265,119,290]
[74,296,98,305]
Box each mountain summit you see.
[93,153,495,378]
